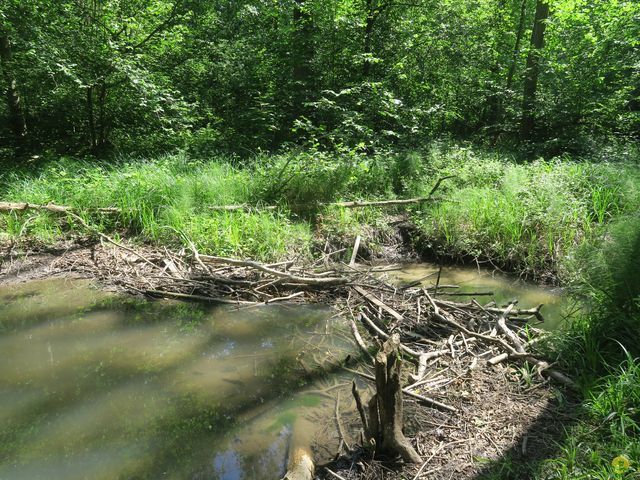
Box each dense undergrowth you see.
[1,142,639,478]
[1,142,639,277]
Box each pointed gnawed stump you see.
[353,334,421,463]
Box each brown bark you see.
[97,80,108,146]
[0,33,27,144]
[520,0,550,140]
[371,334,422,462]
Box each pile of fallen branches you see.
[76,235,574,399]
[3,235,575,478]
[6,221,572,400]
[341,280,575,413]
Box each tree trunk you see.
[86,85,97,149]
[97,80,108,147]
[353,334,422,463]
[0,33,27,144]
[363,0,376,78]
[506,0,528,92]
[292,0,313,120]
[520,0,549,141]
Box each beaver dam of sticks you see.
[2,239,575,479]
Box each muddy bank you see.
[0,241,95,286]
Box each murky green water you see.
[0,279,356,480]
[0,266,570,479]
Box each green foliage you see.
[1,0,637,155]
[410,143,640,281]
[252,150,395,209]
[0,154,311,261]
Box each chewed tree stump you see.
[354,333,422,463]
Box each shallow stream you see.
[0,264,570,479]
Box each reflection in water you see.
[0,279,356,480]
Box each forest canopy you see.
[0,0,638,158]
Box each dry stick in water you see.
[349,314,374,363]
[423,290,576,389]
[334,391,351,453]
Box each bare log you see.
[199,254,349,287]
[0,201,120,214]
[208,177,456,211]
[281,446,314,480]
[209,204,279,211]
[353,286,404,321]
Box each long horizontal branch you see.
[207,176,456,211]
[206,196,446,211]
[198,254,349,286]
[0,201,120,213]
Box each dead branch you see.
[344,367,457,413]
[199,254,349,287]
[353,286,403,321]
[0,201,120,213]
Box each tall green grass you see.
[1,143,638,270]
[410,144,640,282]
[0,154,311,261]
[0,150,402,260]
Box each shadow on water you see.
[472,219,640,479]
[1,256,601,480]
[0,279,361,480]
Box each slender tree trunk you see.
[0,34,27,144]
[363,0,376,79]
[292,0,313,120]
[97,80,108,146]
[86,85,97,149]
[506,0,528,92]
[520,0,549,141]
